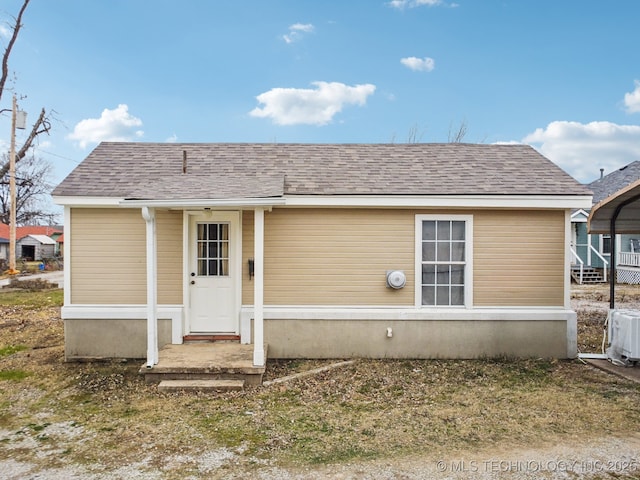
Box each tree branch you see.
[0,0,30,106]
[0,107,50,178]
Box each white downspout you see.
[142,207,158,368]
[253,208,265,366]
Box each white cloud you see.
[68,104,144,149]
[389,0,443,8]
[523,120,640,183]
[0,25,11,38]
[249,81,376,126]
[165,133,178,143]
[624,80,640,114]
[282,23,315,44]
[401,56,435,72]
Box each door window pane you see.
[196,222,230,277]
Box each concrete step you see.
[157,379,245,393]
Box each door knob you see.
[190,280,195,285]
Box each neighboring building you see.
[16,234,56,261]
[0,237,8,262]
[0,225,63,262]
[572,161,640,284]
[55,234,64,257]
[52,142,592,365]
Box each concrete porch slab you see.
[141,343,267,386]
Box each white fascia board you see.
[54,194,592,210]
[119,198,287,209]
[571,209,590,221]
[52,196,124,206]
[282,195,593,209]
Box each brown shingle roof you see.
[53,142,591,199]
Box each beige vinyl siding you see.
[156,210,183,304]
[70,208,182,305]
[242,208,566,308]
[259,209,415,305]
[473,210,565,306]
[242,210,255,305]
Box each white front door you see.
[188,212,239,333]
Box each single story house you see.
[52,142,592,366]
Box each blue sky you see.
[2,0,640,192]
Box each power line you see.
[37,149,82,164]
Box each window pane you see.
[451,265,465,285]
[422,264,435,284]
[437,242,450,262]
[198,260,207,276]
[209,260,218,276]
[437,221,450,241]
[197,241,206,258]
[208,242,218,258]
[451,221,465,241]
[209,224,218,240]
[436,286,450,306]
[220,224,229,241]
[422,221,436,241]
[451,242,465,262]
[220,241,229,258]
[422,242,435,262]
[422,286,435,305]
[197,224,207,241]
[220,260,229,276]
[451,286,464,305]
[436,265,450,284]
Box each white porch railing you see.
[571,244,608,284]
[570,246,584,284]
[618,252,640,267]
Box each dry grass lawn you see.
[1,283,640,478]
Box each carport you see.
[588,178,640,365]
[589,177,640,309]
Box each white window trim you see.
[415,214,473,309]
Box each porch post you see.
[253,208,265,366]
[142,207,158,367]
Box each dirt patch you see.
[1,287,640,479]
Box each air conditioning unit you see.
[608,310,640,363]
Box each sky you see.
[1,0,640,204]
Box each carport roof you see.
[588,178,640,234]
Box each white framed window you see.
[415,215,473,308]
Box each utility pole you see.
[8,94,26,275]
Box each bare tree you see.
[0,153,57,225]
[0,0,52,179]
[447,119,468,143]
[406,123,426,143]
